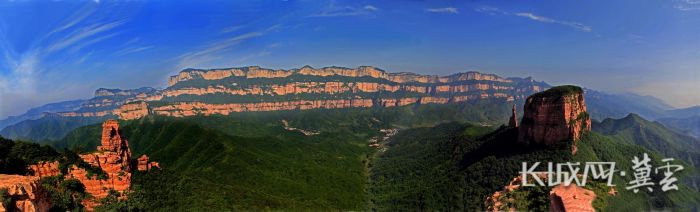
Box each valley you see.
[2,85,698,211]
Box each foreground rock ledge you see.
[0,175,51,212]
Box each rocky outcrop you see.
[26,120,157,211]
[485,172,596,212]
[549,184,596,212]
[508,104,518,128]
[0,174,51,212]
[28,161,60,178]
[136,155,159,171]
[518,85,591,149]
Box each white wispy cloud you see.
[75,51,94,64]
[310,3,379,17]
[0,2,130,118]
[69,32,120,53]
[475,6,592,32]
[513,12,592,32]
[114,45,155,56]
[46,20,125,53]
[177,32,265,68]
[364,5,378,11]
[426,7,459,14]
[46,4,97,37]
[674,0,700,11]
[235,43,280,63]
[221,25,244,34]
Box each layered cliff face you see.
[53,66,549,120]
[518,85,591,149]
[0,175,51,212]
[57,87,158,117]
[167,66,513,86]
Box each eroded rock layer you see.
[51,66,549,120]
[0,175,51,212]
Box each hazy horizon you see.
[1,0,699,118]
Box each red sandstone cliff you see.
[112,94,509,119]
[26,120,157,211]
[517,85,591,151]
[0,175,51,212]
[52,66,547,120]
[167,66,513,86]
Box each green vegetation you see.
[63,117,373,211]
[592,113,700,208]
[529,85,583,99]
[0,136,90,211]
[657,115,700,138]
[0,115,106,143]
[593,113,700,156]
[29,102,700,211]
[573,132,700,211]
[370,119,699,211]
[0,188,11,209]
[500,184,550,211]
[40,175,88,211]
[369,123,574,211]
[0,136,60,174]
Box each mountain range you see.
[1,83,698,211]
[2,66,697,142]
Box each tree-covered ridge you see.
[370,120,700,211]
[0,116,106,143]
[16,100,700,211]
[0,136,60,175]
[56,117,375,211]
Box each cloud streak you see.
[46,20,125,53]
[177,32,265,68]
[475,6,592,32]
[221,25,244,34]
[0,2,129,117]
[114,45,154,56]
[674,0,700,11]
[513,12,592,32]
[309,3,379,17]
[426,7,459,14]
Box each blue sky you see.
[0,0,699,118]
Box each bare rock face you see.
[0,174,51,212]
[55,66,548,119]
[508,104,518,128]
[114,101,149,120]
[136,155,160,171]
[27,120,157,211]
[549,185,596,212]
[28,161,59,178]
[518,85,591,148]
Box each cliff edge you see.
[517,85,591,153]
